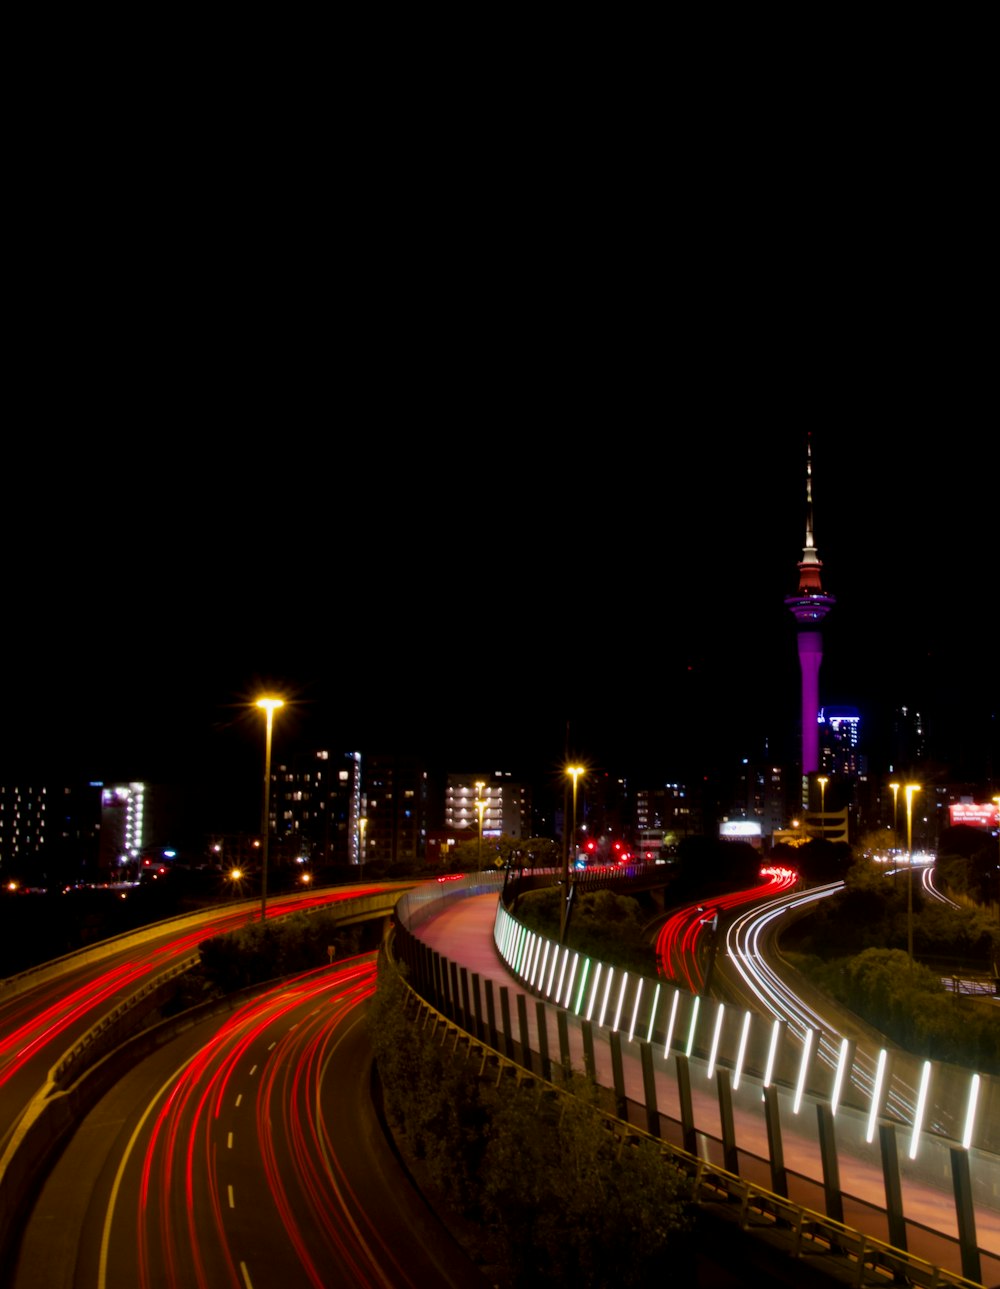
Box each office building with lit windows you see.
[99,782,146,875]
[634,782,694,853]
[268,750,363,866]
[363,753,432,868]
[0,780,103,887]
[444,771,530,841]
[819,706,865,777]
[0,783,48,883]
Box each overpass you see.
[391,870,997,1288]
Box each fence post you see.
[557,1010,571,1083]
[816,1103,844,1225]
[763,1085,787,1198]
[716,1068,738,1174]
[499,987,515,1060]
[471,972,484,1042]
[516,992,532,1074]
[609,1030,627,1120]
[640,1040,660,1139]
[535,1000,552,1082]
[485,980,498,1050]
[878,1122,906,1254]
[950,1146,982,1287]
[675,1052,696,1155]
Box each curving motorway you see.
[10,952,487,1289]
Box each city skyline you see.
[4,433,996,829]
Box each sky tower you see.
[784,435,836,799]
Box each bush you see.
[516,887,657,978]
[367,962,694,1287]
[198,911,361,992]
[787,946,1000,1074]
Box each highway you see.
[4,868,998,1287]
[10,952,489,1289]
[0,885,406,1163]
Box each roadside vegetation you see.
[366,962,696,1288]
[159,911,365,1014]
[780,843,1000,1074]
[513,886,657,978]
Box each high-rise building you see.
[0,780,103,887]
[819,706,866,777]
[784,434,836,806]
[99,782,146,876]
[364,753,432,868]
[444,771,531,841]
[269,750,363,866]
[634,780,695,858]
[1,783,49,884]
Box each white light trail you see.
[664,989,680,1058]
[909,1062,932,1159]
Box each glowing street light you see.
[476,795,487,874]
[817,775,828,839]
[568,765,585,856]
[256,696,284,923]
[905,782,920,966]
[561,764,586,942]
[889,781,900,849]
[358,815,367,882]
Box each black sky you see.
[4,90,996,828]
[5,422,995,833]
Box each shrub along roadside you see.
[513,886,657,978]
[366,961,695,1289]
[171,911,364,1008]
[786,946,1000,1075]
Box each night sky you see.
[5,420,995,835]
[4,125,996,834]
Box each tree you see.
[369,964,695,1287]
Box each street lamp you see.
[561,765,586,941]
[358,815,367,882]
[992,796,1000,924]
[817,775,828,840]
[475,796,487,874]
[255,696,284,922]
[905,782,920,966]
[889,782,900,851]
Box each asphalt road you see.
[9,954,490,1289]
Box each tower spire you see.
[796,431,825,593]
[785,433,836,784]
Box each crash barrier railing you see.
[492,881,1000,1154]
[392,873,997,1288]
[383,931,986,1289]
[1,884,409,1275]
[42,884,404,1090]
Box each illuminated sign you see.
[949,802,999,829]
[720,820,762,839]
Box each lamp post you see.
[817,775,828,840]
[889,781,900,851]
[992,796,1000,924]
[256,697,284,923]
[905,782,920,966]
[561,765,585,941]
[474,782,485,873]
[358,816,367,882]
[475,796,487,874]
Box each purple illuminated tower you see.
[784,434,835,788]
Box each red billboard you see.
[948,802,1000,829]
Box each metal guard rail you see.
[381,932,984,1289]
